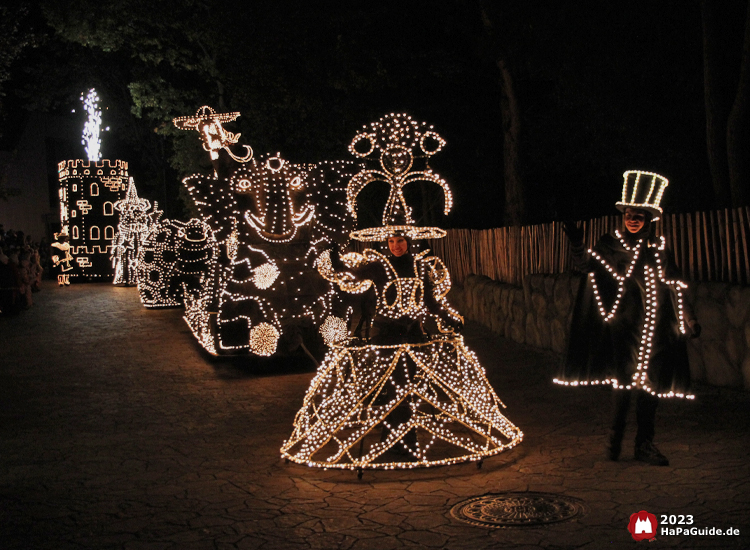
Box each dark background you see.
[1,0,748,228]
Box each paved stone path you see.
[2,282,749,549]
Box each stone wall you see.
[451,273,750,390]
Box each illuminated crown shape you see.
[615,170,669,221]
[347,113,452,241]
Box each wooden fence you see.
[428,206,750,286]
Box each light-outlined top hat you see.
[346,113,452,241]
[615,170,669,221]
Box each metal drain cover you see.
[450,492,586,528]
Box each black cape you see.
[557,232,692,398]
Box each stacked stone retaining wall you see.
[451,273,750,390]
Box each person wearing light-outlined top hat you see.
[558,170,701,466]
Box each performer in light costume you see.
[111,178,153,285]
[557,171,701,466]
[51,227,73,286]
[281,114,523,471]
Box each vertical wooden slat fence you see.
[432,206,750,286]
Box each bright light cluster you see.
[281,335,523,469]
[112,178,154,285]
[249,322,280,356]
[616,170,669,221]
[318,315,348,346]
[554,231,694,399]
[347,113,453,242]
[81,89,102,161]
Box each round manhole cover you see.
[450,492,587,528]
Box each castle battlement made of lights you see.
[57,158,129,280]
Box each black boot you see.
[608,430,623,461]
[634,440,669,466]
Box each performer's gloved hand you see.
[688,320,702,339]
[442,314,463,334]
[563,221,584,247]
[453,317,464,333]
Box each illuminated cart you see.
[137,217,218,308]
[173,107,358,357]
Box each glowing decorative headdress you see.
[347,113,452,241]
[114,178,151,214]
[615,170,669,221]
[173,106,252,163]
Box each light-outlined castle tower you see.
[57,159,128,280]
[56,89,128,281]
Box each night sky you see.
[1,0,747,227]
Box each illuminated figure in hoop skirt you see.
[281,113,522,471]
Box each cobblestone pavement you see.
[2,282,749,550]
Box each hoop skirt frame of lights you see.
[281,334,522,470]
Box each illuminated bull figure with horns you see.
[173,106,358,358]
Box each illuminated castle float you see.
[172,106,359,357]
[281,114,523,472]
[57,89,129,281]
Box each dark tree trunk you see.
[727,0,750,207]
[479,1,525,226]
[701,0,732,207]
[496,57,524,226]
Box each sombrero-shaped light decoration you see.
[173,105,253,163]
[347,113,452,241]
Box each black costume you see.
[557,227,693,398]
[557,219,697,465]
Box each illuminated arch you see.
[72,226,79,239]
[90,226,100,240]
[90,182,99,196]
[103,202,114,216]
[104,226,115,239]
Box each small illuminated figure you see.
[111,178,153,285]
[281,114,523,472]
[557,170,701,466]
[173,106,252,176]
[51,227,73,286]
